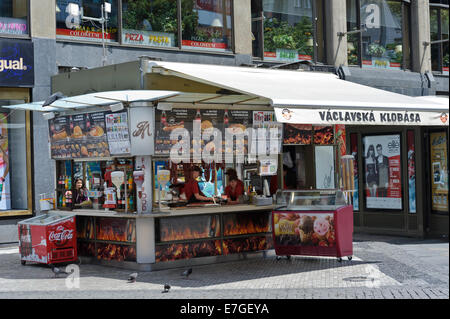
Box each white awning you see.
[3,90,181,112]
[5,61,448,126]
[147,61,449,126]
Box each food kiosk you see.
[42,97,281,270]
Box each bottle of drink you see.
[64,176,69,190]
[224,109,229,126]
[62,193,66,208]
[129,195,134,211]
[68,176,72,190]
[59,194,63,207]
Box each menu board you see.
[105,111,131,155]
[155,109,194,156]
[155,109,255,160]
[252,111,282,157]
[49,112,110,159]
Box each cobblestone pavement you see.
[0,234,447,299]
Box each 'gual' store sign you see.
[0,40,34,87]
[275,107,449,126]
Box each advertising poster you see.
[85,112,109,157]
[253,111,282,158]
[222,109,252,160]
[273,212,335,248]
[363,134,402,210]
[0,113,11,210]
[105,111,131,155]
[430,132,448,212]
[49,113,110,159]
[122,29,175,47]
[315,146,335,190]
[407,131,416,213]
[350,133,359,210]
[155,108,194,156]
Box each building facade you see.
[0,0,448,242]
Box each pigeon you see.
[51,265,68,278]
[162,283,171,293]
[181,268,192,278]
[127,272,138,283]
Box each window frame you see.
[430,2,449,75]
[55,0,235,55]
[0,88,33,218]
[0,0,31,40]
[251,0,325,64]
[347,0,412,70]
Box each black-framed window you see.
[56,0,119,43]
[430,1,449,75]
[122,0,178,48]
[181,0,233,52]
[346,0,411,70]
[56,0,234,53]
[0,0,28,36]
[251,0,325,64]
[362,133,403,211]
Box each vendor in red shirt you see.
[225,175,244,205]
[183,166,215,203]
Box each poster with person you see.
[363,134,402,210]
[0,113,11,210]
[430,132,448,212]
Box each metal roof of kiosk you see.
[5,60,448,126]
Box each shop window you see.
[0,104,29,212]
[252,0,324,63]
[121,0,178,48]
[181,0,233,52]
[0,0,28,36]
[56,0,119,43]
[429,131,448,214]
[347,0,410,70]
[362,134,402,211]
[430,2,449,75]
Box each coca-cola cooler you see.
[18,213,78,265]
[272,190,353,261]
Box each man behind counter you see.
[183,166,216,203]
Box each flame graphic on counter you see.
[158,215,220,242]
[223,236,273,255]
[155,240,222,262]
[96,218,136,243]
[223,213,271,236]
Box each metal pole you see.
[101,4,107,66]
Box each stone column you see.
[325,0,348,67]
[411,0,432,73]
[233,0,253,63]
[30,0,58,214]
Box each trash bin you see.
[272,189,353,261]
[18,213,77,265]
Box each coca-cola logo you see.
[49,225,74,246]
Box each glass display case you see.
[275,189,347,211]
[272,189,353,261]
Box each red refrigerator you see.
[272,190,353,261]
[18,213,77,265]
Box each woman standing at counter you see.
[225,175,244,205]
